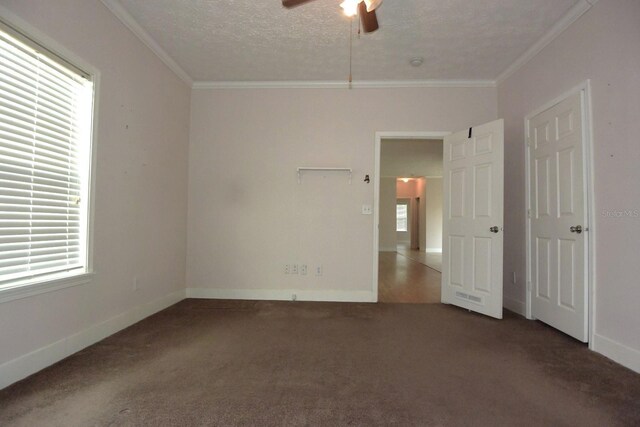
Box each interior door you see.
[529,91,588,342]
[442,119,504,319]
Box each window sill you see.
[0,271,94,304]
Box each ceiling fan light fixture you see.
[340,0,381,17]
[363,0,382,12]
[340,0,360,17]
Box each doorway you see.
[373,133,447,303]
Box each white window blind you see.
[396,204,408,232]
[0,21,93,287]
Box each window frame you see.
[0,15,97,303]
[396,201,409,232]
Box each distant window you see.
[396,204,408,231]
[0,20,94,291]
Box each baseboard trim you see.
[503,296,525,316]
[592,333,640,374]
[425,248,443,253]
[0,289,186,390]
[186,288,376,303]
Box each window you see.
[396,203,408,232]
[0,20,94,293]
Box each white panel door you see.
[442,119,504,319]
[529,92,588,342]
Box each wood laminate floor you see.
[396,246,442,272]
[378,251,441,303]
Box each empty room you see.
[1,0,639,425]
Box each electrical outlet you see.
[292,264,298,274]
[315,265,323,276]
[284,264,290,274]
[300,264,308,275]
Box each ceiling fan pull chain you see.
[348,18,353,87]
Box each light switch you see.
[362,205,373,215]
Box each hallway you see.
[378,250,441,303]
[396,246,442,272]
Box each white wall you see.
[498,0,640,371]
[380,139,443,177]
[0,0,191,378]
[424,177,443,252]
[396,180,419,199]
[379,178,397,251]
[188,87,497,301]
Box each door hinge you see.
[527,209,531,218]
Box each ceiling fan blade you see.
[358,2,379,33]
[282,0,316,8]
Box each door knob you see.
[490,226,499,233]
[570,225,583,234]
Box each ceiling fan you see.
[282,0,382,33]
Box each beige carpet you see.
[1,299,639,426]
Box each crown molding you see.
[100,0,193,86]
[495,0,598,85]
[192,79,497,90]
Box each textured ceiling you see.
[116,0,579,82]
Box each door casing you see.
[524,80,596,347]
